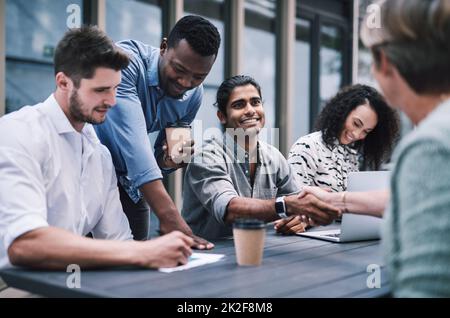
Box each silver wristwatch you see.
[275,196,288,218]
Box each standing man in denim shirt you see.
[95,15,220,247]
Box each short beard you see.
[162,78,187,99]
[165,83,185,99]
[168,91,184,99]
[69,89,106,125]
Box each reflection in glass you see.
[293,18,311,140]
[320,24,343,109]
[357,45,377,87]
[6,0,83,62]
[184,0,225,137]
[6,62,54,114]
[358,0,380,88]
[358,0,412,141]
[244,0,276,129]
[5,0,83,113]
[106,0,161,45]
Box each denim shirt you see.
[94,40,203,203]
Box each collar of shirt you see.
[223,132,261,166]
[147,47,160,88]
[341,144,358,157]
[328,137,358,156]
[39,94,100,151]
[146,45,189,100]
[40,94,77,135]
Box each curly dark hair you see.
[315,84,400,170]
[168,15,221,57]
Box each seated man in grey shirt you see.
[182,75,341,240]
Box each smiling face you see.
[217,84,265,133]
[339,103,378,145]
[158,39,216,98]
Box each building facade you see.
[0,0,361,211]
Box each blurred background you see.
[0,0,412,216]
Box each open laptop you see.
[297,171,389,243]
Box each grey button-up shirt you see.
[182,133,300,240]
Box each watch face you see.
[275,198,285,214]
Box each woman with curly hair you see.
[287,84,399,192]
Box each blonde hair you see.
[361,0,450,94]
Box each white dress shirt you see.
[0,94,133,268]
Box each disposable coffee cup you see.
[165,123,192,163]
[233,219,266,266]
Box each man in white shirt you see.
[0,26,193,270]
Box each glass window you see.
[184,0,225,137]
[319,24,343,108]
[356,41,413,140]
[358,0,377,88]
[5,0,83,113]
[244,0,276,129]
[107,0,162,147]
[106,0,161,45]
[6,0,82,62]
[358,0,412,147]
[293,18,311,140]
[6,60,55,114]
[358,45,376,87]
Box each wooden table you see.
[0,226,390,298]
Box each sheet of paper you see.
[158,253,225,273]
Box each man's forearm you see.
[8,227,139,270]
[225,197,278,223]
[140,180,192,234]
[140,180,179,221]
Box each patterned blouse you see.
[287,131,359,192]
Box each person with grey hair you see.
[360,0,450,297]
[181,75,341,240]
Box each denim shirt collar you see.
[147,48,160,88]
[147,46,193,99]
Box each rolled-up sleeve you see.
[0,147,49,258]
[95,56,162,189]
[185,150,238,225]
[276,151,301,196]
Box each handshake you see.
[274,187,342,235]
